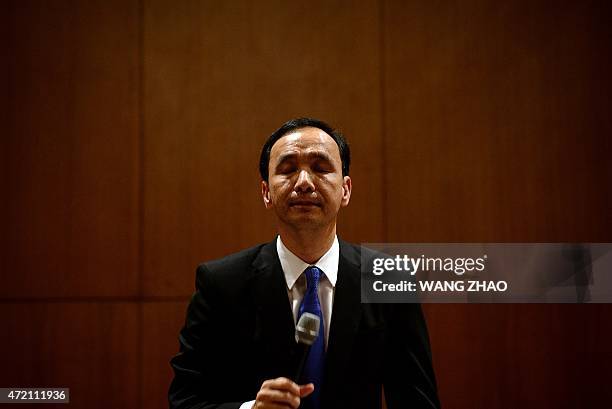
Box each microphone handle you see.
[294,343,310,382]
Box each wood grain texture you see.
[0,302,139,409]
[141,301,190,409]
[423,304,612,408]
[384,0,611,243]
[384,1,612,407]
[2,1,611,408]
[1,0,140,297]
[143,0,384,297]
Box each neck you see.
[278,223,337,264]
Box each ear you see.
[261,180,272,209]
[340,176,352,207]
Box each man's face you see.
[261,127,352,231]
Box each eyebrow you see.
[275,151,335,167]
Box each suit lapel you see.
[247,239,363,387]
[249,240,298,378]
[323,240,362,397]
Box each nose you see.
[294,169,315,193]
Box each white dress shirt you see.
[239,235,339,409]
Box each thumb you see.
[299,383,315,397]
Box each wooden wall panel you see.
[0,302,139,409]
[143,0,384,297]
[384,1,612,408]
[384,0,611,243]
[1,0,140,297]
[141,301,190,409]
[424,304,612,408]
[3,1,611,409]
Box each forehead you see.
[270,127,341,161]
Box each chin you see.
[283,214,325,227]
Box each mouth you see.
[289,201,321,207]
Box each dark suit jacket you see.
[169,239,440,409]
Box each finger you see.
[254,402,295,409]
[266,377,300,395]
[255,400,298,409]
[256,388,300,409]
[299,383,315,398]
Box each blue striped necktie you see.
[298,266,325,409]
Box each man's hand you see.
[253,377,314,409]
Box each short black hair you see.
[259,117,350,182]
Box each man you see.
[169,118,440,409]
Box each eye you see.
[276,163,296,175]
[313,161,332,173]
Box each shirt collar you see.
[276,234,339,290]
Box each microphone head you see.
[295,312,320,345]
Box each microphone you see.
[294,312,320,382]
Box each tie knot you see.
[304,266,322,289]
